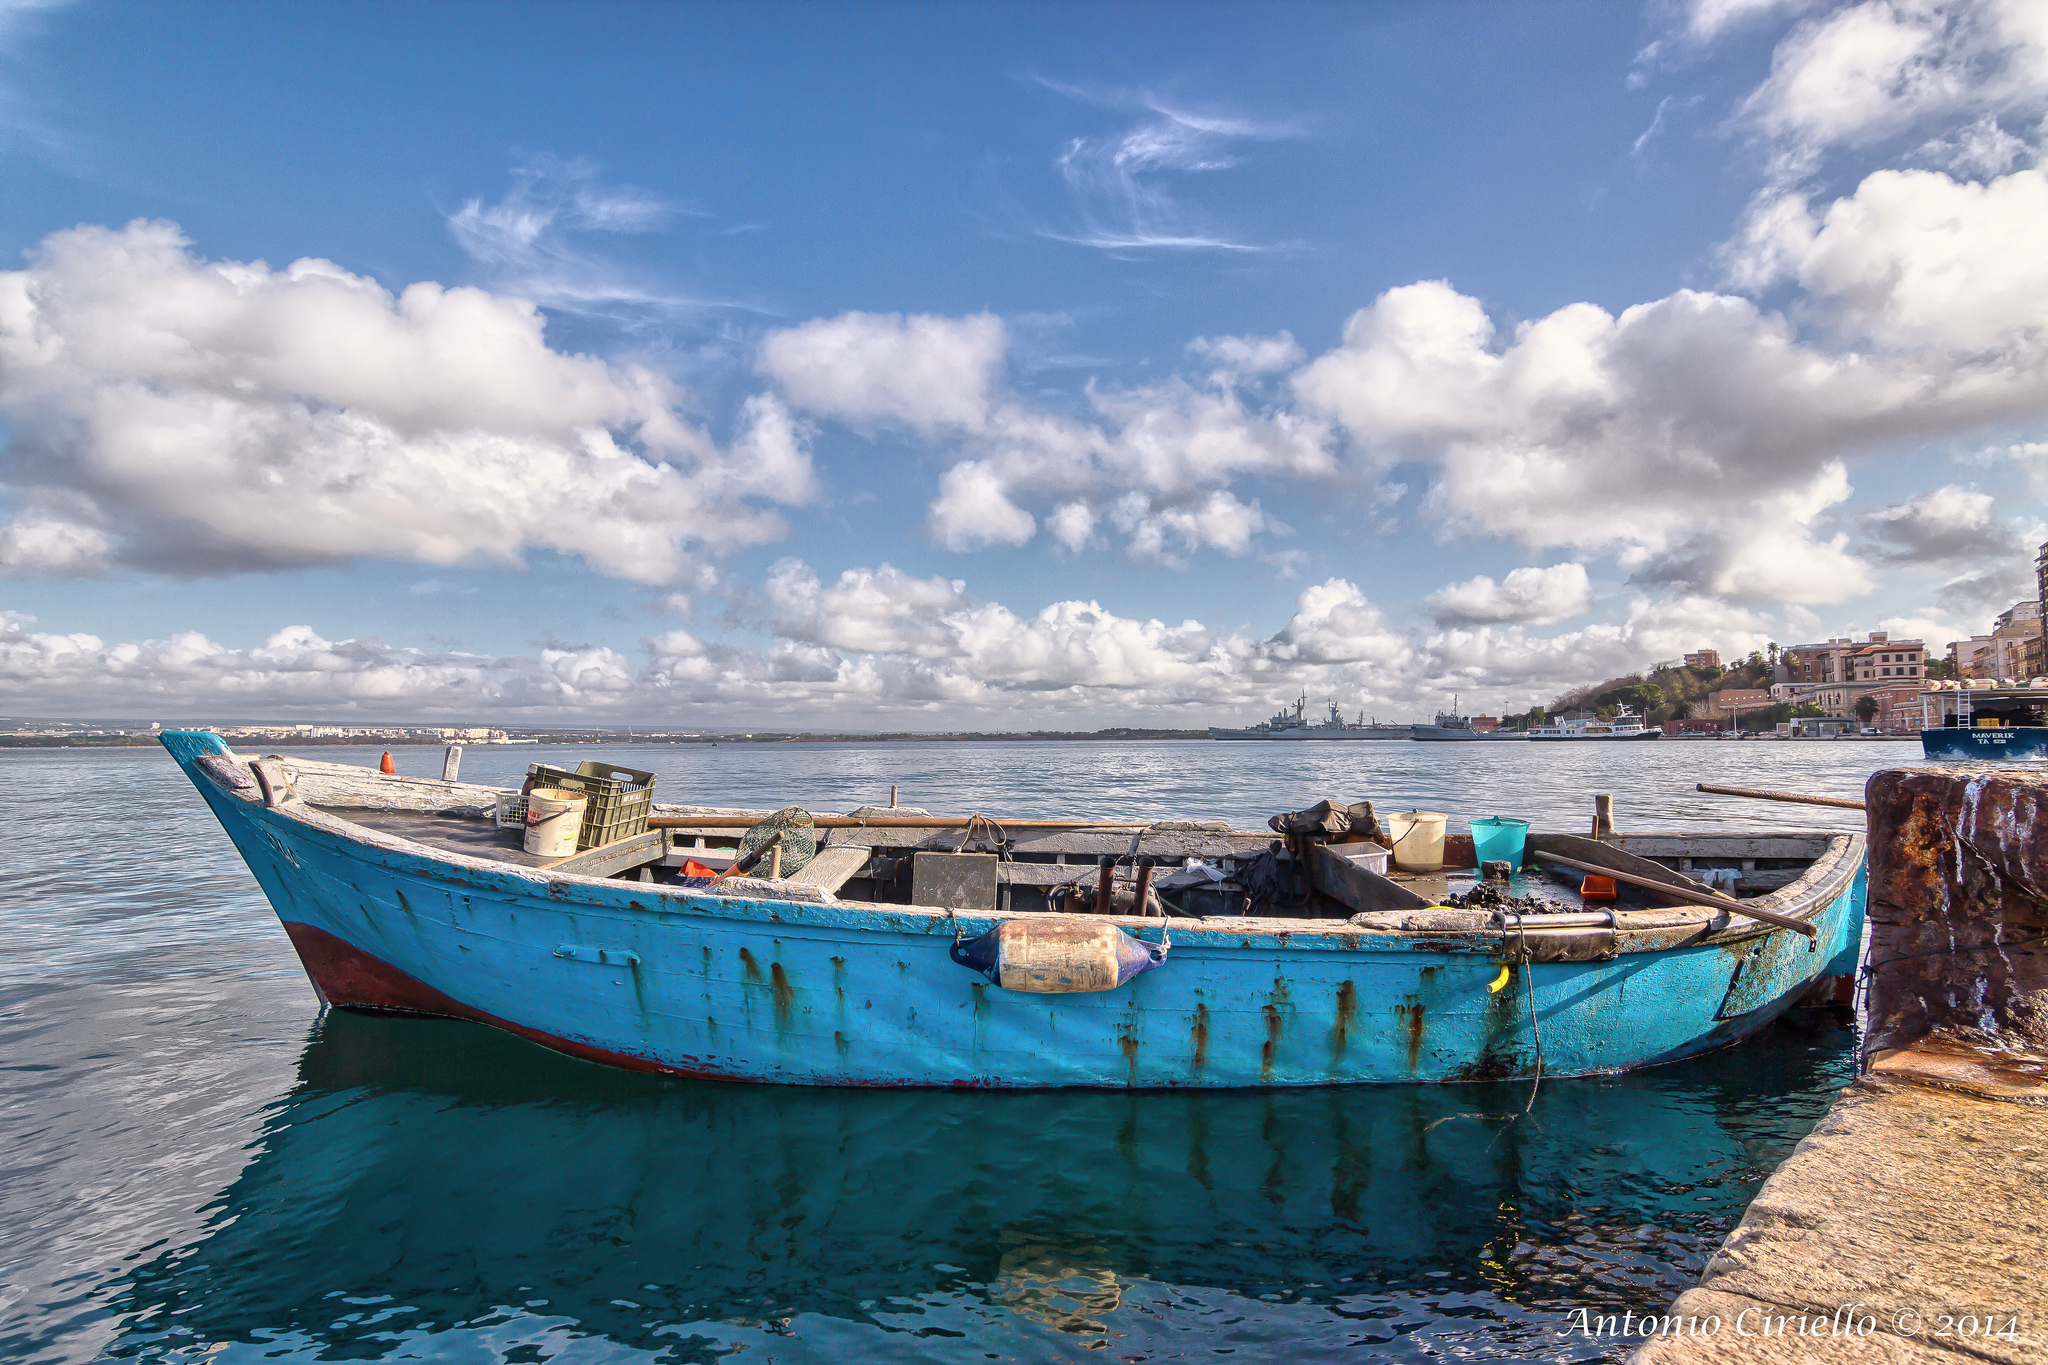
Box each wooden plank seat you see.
[779,845,870,894]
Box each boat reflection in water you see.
[108,1009,1854,1362]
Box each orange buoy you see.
[380,751,395,775]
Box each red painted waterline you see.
[283,921,736,1082]
[279,922,1011,1089]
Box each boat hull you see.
[1528,731,1664,741]
[165,732,1863,1089]
[1920,726,2048,760]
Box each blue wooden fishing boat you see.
[163,730,1863,1088]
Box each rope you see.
[1519,919,1545,1117]
[957,812,1011,858]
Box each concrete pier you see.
[1633,766,2048,1364]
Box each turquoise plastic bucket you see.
[1469,816,1530,871]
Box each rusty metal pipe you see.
[1131,858,1156,917]
[1095,859,1115,915]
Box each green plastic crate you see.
[526,760,656,851]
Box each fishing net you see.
[736,806,817,877]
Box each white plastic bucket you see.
[523,787,587,858]
[1337,842,1392,877]
[1385,810,1448,873]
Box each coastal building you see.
[1810,683,1856,718]
[1951,633,1996,678]
[1845,634,1925,683]
[1952,606,2045,680]
[1777,716,1856,737]
[1865,682,1923,733]
[1992,601,2043,679]
[1781,632,1917,685]
[1682,649,1721,670]
[1666,716,1725,735]
[1709,687,1772,717]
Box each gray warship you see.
[1209,694,1410,741]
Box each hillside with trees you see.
[1516,650,1780,730]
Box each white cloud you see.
[1685,0,1819,43]
[0,503,109,575]
[0,220,815,584]
[1107,489,1271,565]
[759,558,1231,693]
[927,461,1039,550]
[765,560,976,658]
[756,311,1007,434]
[1,566,1444,722]
[1933,559,2033,613]
[763,310,1336,563]
[1914,112,2034,175]
[1428,563,1593,625]
[1732,0,2048,168]
[1045,500,1097,552]
[1263,578,1410,665]
[1187,331,1305,378]
[1422,595,1775,696]
[0,612,640,715]
[1862,482,2016,563]
[1292,278,2044,601]
[4,556,1848,727]
[922,380,1332,559]
[1738,165,2048,351]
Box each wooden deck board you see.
[781,845,870,893]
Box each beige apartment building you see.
[1783,632,1924,685]
[1846,636,1926,682]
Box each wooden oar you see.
[1530,849,1818,938]
[1695,782,1866,811]
[705,831,782,888]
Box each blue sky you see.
[2,0,2046,725]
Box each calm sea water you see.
[1,739,1916,1364]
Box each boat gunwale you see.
[189,744,1863,959]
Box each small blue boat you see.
[163,731,1863,1089]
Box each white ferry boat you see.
[1210,695,1410,741]
[1528,705,1663,741]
